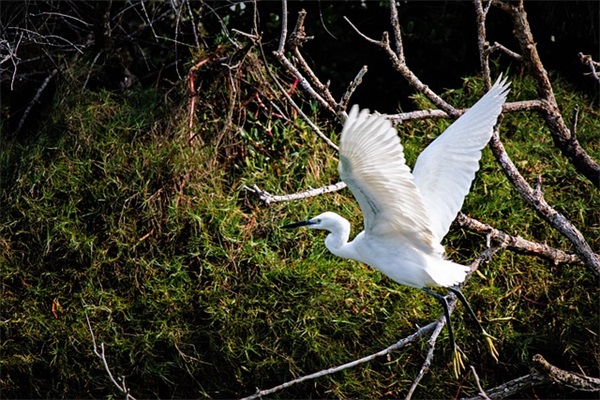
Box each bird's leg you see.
[422,288,465,377]
[448,287,499,361]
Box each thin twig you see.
[461,372,549,400]
[406,305,455,400]
[386,100,544,125]
[14,68,58,136]
[240,322,437,400]
[488,42,523,61]
[578,52,600,84]
[85,312,137,400]
[344,16,458,117]
[570,104,579,140]
[262,10,338,150]
[471,366,492,400]
[277,0,288,54]
[339,65,368,113]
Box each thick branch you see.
[489,131,600,277]
[462,372,549,400]
[533,354,600,392]
[493,0,600,189]
[456,213,584,265]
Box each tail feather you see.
[426,259,470,287]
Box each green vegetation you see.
[1,51,598,399]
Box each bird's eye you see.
[316,219,322,224]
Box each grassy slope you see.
[1,70,598,398]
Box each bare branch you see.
[492,0,600,189]
[470,366,492,400]
[456,213,585,265]
[488,131,600,277]
[461,372,549,400]
[258,54,338,151]
[488,42,523,61]
[14,68,58,136]
[533,354,600,392]
[85,312,137,400]
[240,321,438,400]
[406,311,453,400]
[339,65,368,113]
[277,0,288,53]
[273,9,335,114]
[344,16,458,117]
[244,182,346,205]
[388,0,405,63]
[386,100,544,125]
[578,53,600,84]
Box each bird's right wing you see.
[413,76,510,241]
[339,105,439,254]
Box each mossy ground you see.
[1,59,598,398]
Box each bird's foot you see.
[452,347,467,379]
[483,330,499,362]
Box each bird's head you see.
[282,211,347,233]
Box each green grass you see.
[1,66,598,398]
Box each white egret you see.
[283,76,510,375]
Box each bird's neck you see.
[324,219,356,259]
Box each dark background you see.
[254,1,599,112]
[1,1,599,137]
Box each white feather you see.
[413,76,510,241]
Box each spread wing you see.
[339,105,439,254]
[413,76,510,241]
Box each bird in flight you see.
[283,76,510,376]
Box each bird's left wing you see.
[339,105,439,254]
[412,76,510,242]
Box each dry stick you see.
[388,0,405,63]
[455,212,584,265]
[14,68,58,136]
[339,65,368,112]
[461,372,549,400]
[474,0,492,83]
[288,10,338,111]
[407,247,505,399]
[277,0,288,54]
[473,0,599,276]
[470,366,492,400]
[461,354,600,400]
[532,354,600,392]
[488,42,523,61]
[387,100,544,125]
[406,302,458,400]
[489,131,600,277]
[258,44,338,151]
[240,321,437,400]
[85,312,137,400]
[273,49,333,114]
[244,182,346,205]
[344,15,459,118]
[578,53,600,84]
[264,4,338,150]
[492,0,600,189]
